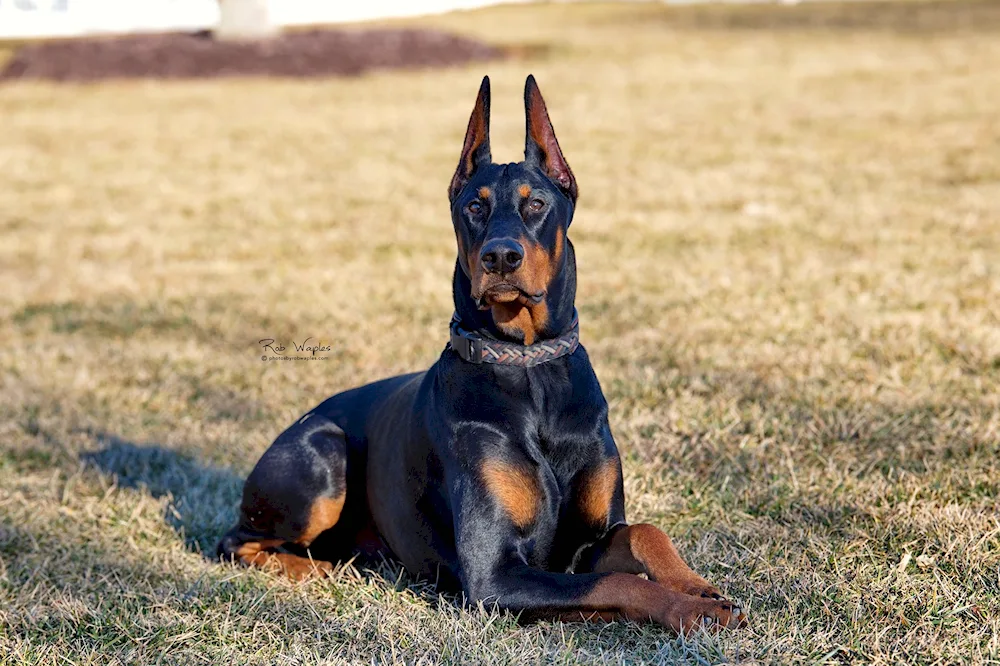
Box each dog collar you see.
[448,310,580,367]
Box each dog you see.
[218,75,747,634]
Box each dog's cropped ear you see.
[524,74,577,203]
[449,76,492,202]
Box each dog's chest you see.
[507,431,612,569]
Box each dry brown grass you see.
[1,1,999,663]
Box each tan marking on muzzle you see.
[492,301,548,346]
[520,237,555,300]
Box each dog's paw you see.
[280,556,334,581]
[660,596,748,635]
[681,579,725,600]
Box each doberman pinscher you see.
[218,75,747,634]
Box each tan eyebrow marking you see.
[478,186,492,199]
[518,184,532,198]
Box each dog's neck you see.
[452,239,578,345]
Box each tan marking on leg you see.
[478,186,492,199]
[591,530,645,576]
[227,493,343,582]
[578,458,620,527]
[232,539,333,581]
[518,184,532,198]
[551,610,618,623]
[232,539,283,568]
[594,524,723,599]
[481,459,541,529]
[296,494,345,547]
[580,573,670,624]
[580,573,746,634]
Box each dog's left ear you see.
[524,75,578,203]
[449,76,492,202]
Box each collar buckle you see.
[450,321,484,363]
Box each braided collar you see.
[448,310,580,367]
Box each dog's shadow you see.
[79,435,441,601]
[81,434,244,556]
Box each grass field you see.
[2,1,999,663]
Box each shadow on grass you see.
[74,438,585,626]
[76,434,451,604]
[81,434,243,556]
[0,521,370,662]
[3,516,656,665]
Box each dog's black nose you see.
[480,239,524,274]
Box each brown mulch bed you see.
[0,28,503,82]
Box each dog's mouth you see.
[475,283,545,310]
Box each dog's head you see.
[448,75,578,345]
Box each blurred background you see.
[1,0,538,39]
[1,1,998,664]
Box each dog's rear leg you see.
[217,414,348,580]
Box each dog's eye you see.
[467,201,483,215]
[528,199,546,212]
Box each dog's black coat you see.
[218,76,744,630]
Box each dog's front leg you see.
[449,460,743,633]
[568,433,743,608]
[468,561,744,634]
[580,523,732,601]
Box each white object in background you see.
[217,0,277,40]
[0,0,219,39]
[0,0,737,40]
[272,0,534,26]
[0,0,525,39]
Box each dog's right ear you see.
[448,76,492,202]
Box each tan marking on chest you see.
[481,459,542,529]
[578,458,620,526]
